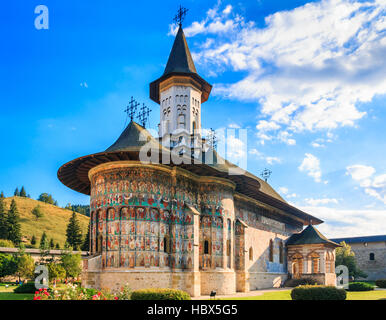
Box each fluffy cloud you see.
[346,165,386,204]
[298,153,322,182]
[305,198,339,206]
[188,0,386,144]
[300,206,386,238]
[278,186,297,199]
[249,148,281,164]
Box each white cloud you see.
[305,198,339,206]
[249,148,281,165]
[80,82,88,88]
[300,206,386,238]
[279,186,297,199]
[299,153,322,182]
[188,0,386,144]
[346,165,386,204]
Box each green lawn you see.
[0,284,34,300]
[225,289,386,300]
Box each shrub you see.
[13,282,37,294]
[291,285,347,300]
[375,280,386,288]
[284,277,323,287]
[0,239,15,248]
[131,288,191,300]
[348,282,374,291]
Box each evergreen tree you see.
[40,231,48,249]
[55,243,60,250]
[38,193,56,205]
[81,222,90,251]
[49,238,55,249]
[19,186,26,197]
[6,199,21,245]
[0,191,4,198]
[66,212,83,250]
[31,235,36,246]
[0,197,8,239]
[14,188,19,197]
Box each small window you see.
[269,239,273,262]
[249,247,253,261]
[369,253,375,261]
[279,241,284,264]
[204,240,209,254]
[164,237,168,253]
[227,240,231,256]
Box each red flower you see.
[114,297,118,300]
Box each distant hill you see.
[2,196,89,248]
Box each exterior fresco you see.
[90,166,196,269]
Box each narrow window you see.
[370,253,375,261]
[269,239,273,262]
[279,241,284,264]
[164,237,168,253]
[227,240,231,256]
[204,240,209,254]
[249,247,253,261]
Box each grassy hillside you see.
[2,197,89,248]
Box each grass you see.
[2,196,89,248]
[0,284,33,300]
[224,289,386,300]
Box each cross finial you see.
[137,103,152,128]
[173,5,189,27]
[207,128,217,150]
[124,96,140,122]
[260,168,272,182]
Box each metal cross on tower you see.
[260,168,272,182]
[137,103,152,128]
[124,96,140,122]
[173,5,189,27]
[207,128,217,150]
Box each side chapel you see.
[58,16,339,296]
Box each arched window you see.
[178,114,186,129]
[227,240,231,256]
[249,247,253,261]
[279,241,284,264]
[164,237,168,253]
[192,121,197,133]
[310,252,320,273]
[269,239,273,262]
[204,240,209,254]
[369,253,375,261]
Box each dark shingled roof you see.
[106,121,169,153]
[330,235,386,244]
[163,26,197,75]
[149,26,212,104]
[287,225,340,247]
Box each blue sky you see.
[0,0,385,237]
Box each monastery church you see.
[58,20,339,296]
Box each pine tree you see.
[66,211,83,250]
[6,199,22,245]
[14,188,19,197]
[81,222,90,251]
[49,238,55,249]
[0,191,4,198]
[40,231,48,249]
[31,235,36,246]
[19,186,26,197]
[55,243,60,250]
[0,197,8,239]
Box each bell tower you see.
[149,10,212,139]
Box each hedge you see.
[13,282,37,294]
[291,285,346,300]
[348,282,374,291]
[131,288,191,300]
[375,280,386,288]
[284,277,322,287]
